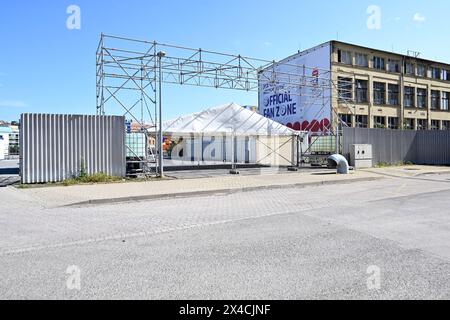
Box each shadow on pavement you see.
[311,172,338,176]
[0,176,20,187]
[0,165,20,187]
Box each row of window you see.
[337,49,450,81]
[339,114,450,130]
[337,77,450,110]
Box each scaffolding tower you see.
[96,34,354,176]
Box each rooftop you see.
[331,40,450,68]
[276,40,450,69]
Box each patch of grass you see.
[62,173,122,186]
[375,161,415,168]
[375,162,390,168]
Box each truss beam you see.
[96,34,356,175]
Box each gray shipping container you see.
[20,113,126,184]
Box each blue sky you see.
[0,0,448,121]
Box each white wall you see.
[168,133,308,166]
[0,133,9,159]
[170,134,256,163]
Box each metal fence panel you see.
[414,130,450,165]
[343,127,450,166]
[20,114,126,184]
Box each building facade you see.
[259,41,450,132]
[332,41,450,130]
[0,124,20,157]
[0,126,12,158]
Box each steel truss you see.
[96,34,354,176]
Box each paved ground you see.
[0,168,449,299]
[19,169,381,208]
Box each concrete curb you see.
[64,176,383,208]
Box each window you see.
[339,114,352,127]
[430,67,441,79]
[388,59,400,73]
[404,118,415,130]
[355,79,368,103]
[374,116,386,128]
[443,70,450,81]
[388,84,399,106]
[417,119,427,130]
[404,87,415,107]
[430,120,439,130]
[355,53,368,67]
[417,88,427,109]
[355,115,368,128]
[417,64,427,77]
[405,62,415,75]
[373,82,386,105]
[338,77,352,101]
[431,90,440,110]
[388,117,399,130]
[373,56,385,70]
[442,120,450,130]
[338,50,352,65]
[442,92,450,110]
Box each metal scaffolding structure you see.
[96,34,353,176]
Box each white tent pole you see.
[232,131,235,170]
[230,128,239,174]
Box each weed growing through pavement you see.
[62,173,122,186]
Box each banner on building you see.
[258,43,332,134]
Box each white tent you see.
[163,103,299,136]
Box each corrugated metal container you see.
[20,114,126,184]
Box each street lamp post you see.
[157,51,166,178]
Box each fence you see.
[342,127,450,166]
[20,114,126,184]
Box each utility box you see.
[350,144,373,169]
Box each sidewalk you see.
[18,170,381,208]
[363,165,450,178]
[15,165,450,208]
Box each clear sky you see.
[0,0,448,122]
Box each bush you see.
[62,173,122,186]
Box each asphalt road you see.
[0,173,450,299]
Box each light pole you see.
[157,51,166,178]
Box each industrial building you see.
[0,124,19,159]
[259,41,450,131]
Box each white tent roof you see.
[163,103,298,136]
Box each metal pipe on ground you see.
[328,154,350,174]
